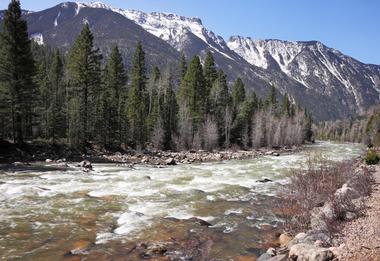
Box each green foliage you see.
[203,52,217,95]
[231,78,246,109]
[0,12,312,152]
[209,70,231,145]
[0,0,36,144]
[101,46,127,147]
[364,150,380,165]
[266,84,277,109]
[178,55,206,129]
[67,24,102,148]
[159,73,178,150]
[178,52,187,81]
[127,42,148,148]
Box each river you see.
[0,141,365,260]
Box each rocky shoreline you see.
[3,145,298,171]
[102,147,292,166]
[256,158,375,261]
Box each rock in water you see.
[165,158,176,165]
[257,178,273,183]
[78,160,93,171]
[187,217,212,227]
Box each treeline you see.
[315,105,380,146]
[0,0,313,152]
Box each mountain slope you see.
[90,2,380,120]
[20,2,180,70]
[228,37,380,116]
[1,2,380,120]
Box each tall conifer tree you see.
[127,42,148,148]
[67,24,102,148]
[101,46,127,147]
[0,0,36,144]
[178,56,206,129]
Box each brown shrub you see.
[278,155,374,236]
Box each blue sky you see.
[1,0,379,64]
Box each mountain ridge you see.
[1,1,379,120]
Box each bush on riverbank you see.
[364,150,380,165]
[278,156,373,236]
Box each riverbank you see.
[0,139,298,167]
[333,165,380,260]
[257,152,377,261]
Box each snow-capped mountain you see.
[1,1,380,120]
[74,2,235,60]
[70,2,380,119]
[228,36,380,115]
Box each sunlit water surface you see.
[0,141,365,260]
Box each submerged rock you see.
[257,178,273,183]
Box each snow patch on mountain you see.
[228,36,303,73]
[30,33,44,45]
[74,2,234,60]
[54,11,61,26]
[228,36,380,113]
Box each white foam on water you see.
[114,212,152,235]
[224,208,243,215]
[96,232,116,244]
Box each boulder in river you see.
[257,178,273,183]
[78,160,93,171]
[165,158,176,165]
[187,217,212,227]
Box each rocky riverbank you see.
[257,158,376,261]
[332,165,380,260]
[101,147,291,166]
[1,138,298,168]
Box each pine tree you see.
[282,93,291,117]
[231,78,246,109]
[179,52,187,81]
[159,72,178,150]
[35,56,50,139]
[266,83,277,110]
[203,52,217,93]
[178,55,206,131]
[147,66,161,140]
[101,46,127,147]
[49,49,66,142]
[67,24,102,148]
[209,69,231,146]
[127,42,148,148]
[0,0,36,144]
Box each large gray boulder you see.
[289,243,334,261]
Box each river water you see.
[0,141,365,260]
